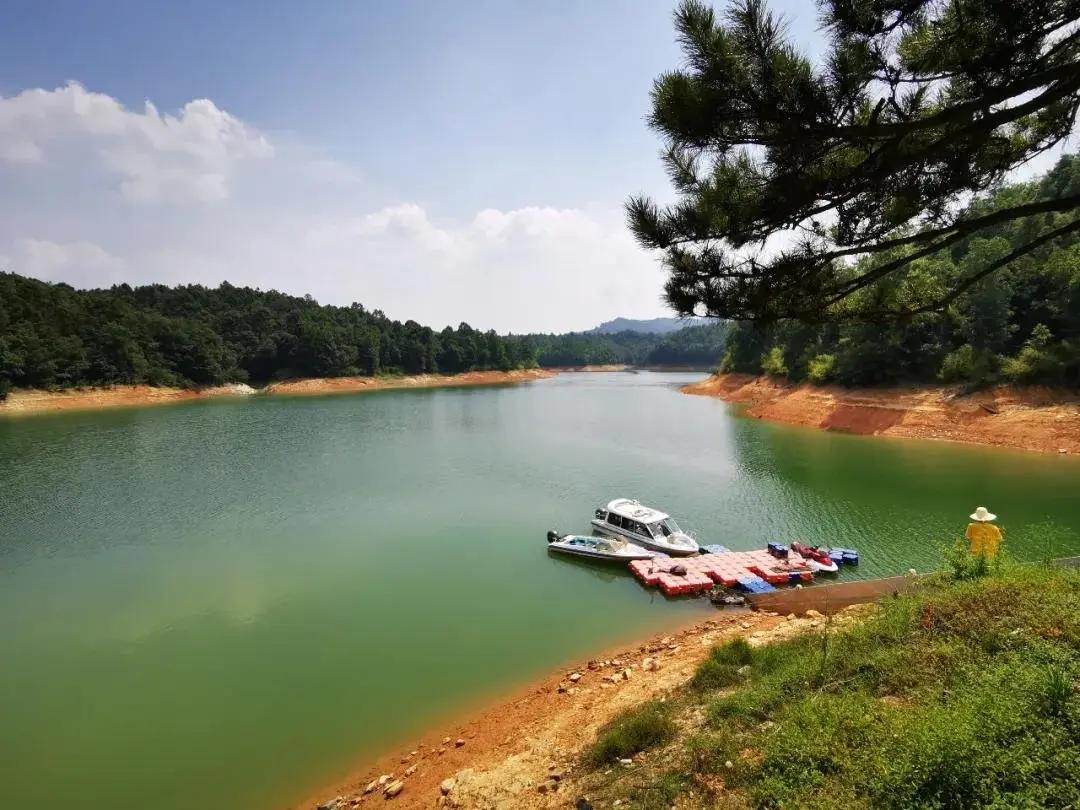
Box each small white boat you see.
[591,498,701,556]
[546,530,656,561]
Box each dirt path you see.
[0,370,556,417]
[683,374,1080,455]
[295,607,863,810]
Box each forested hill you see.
[719,155,1080,389]
[529,322,726,368]
[0,273,728,396]
[0,275,537,396]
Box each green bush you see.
[942,536,995,581]
[760,346,788,377]
[1000,345,1064,383]
[999,323,1067,383]
[806,352,836,383]
[0,378,10,401]
[588,700,675,765]
[938,344,975,382]
[941,535,1013,584]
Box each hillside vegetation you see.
[578,560,1080,809]
[719,156,1080,389]
[0,273,726,397]
[531,322,727,368]
[0,274,541,398]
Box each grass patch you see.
[589,700,676,766]
[626,771,693,808]
[685,731,739,774]
[707,688,778,727]
[691,637,756,690]
[583,562,1080,809]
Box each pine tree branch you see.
[825,192,1080,261]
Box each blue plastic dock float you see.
[735,575,777,593]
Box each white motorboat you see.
[546,530,656,561]
[591,498,701,556]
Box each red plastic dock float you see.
[629,549,814,596]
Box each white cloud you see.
[283,203,659,330]
[11,239,127,284]
[0,137,43,163]
[0,84,668,333]
[0,82,272,203]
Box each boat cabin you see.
[594,498,683,542]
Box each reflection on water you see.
[544,549,637,584]
[1,372,1078,810]
[724,415,1080,572]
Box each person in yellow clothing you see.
[966,506,1003,556]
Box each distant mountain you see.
[587,316,704,335]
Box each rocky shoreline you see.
[295,605,865,810]
[683,373,1080,455]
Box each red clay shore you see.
[263,369,555,396]
[0,382,259,416]
[683,373,1080,455]
[0,369,556,417]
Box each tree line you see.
[0,274,727,397]
[531,322,727,368]
[718,155,1080,389]
[0,276,537,397]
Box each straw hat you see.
[970,506,997,522]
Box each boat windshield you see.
[657,518,681,536]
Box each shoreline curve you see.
[291,606,856,810]
[0,369,557,417]
[682,373,1080,455]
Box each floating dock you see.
[628,549,815,597]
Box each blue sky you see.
[0,1,825,331]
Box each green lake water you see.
[1,371,1078,810]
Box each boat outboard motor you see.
[546,529,561,544]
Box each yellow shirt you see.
[965,522,1002,556]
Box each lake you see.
[1,372,1078,810]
